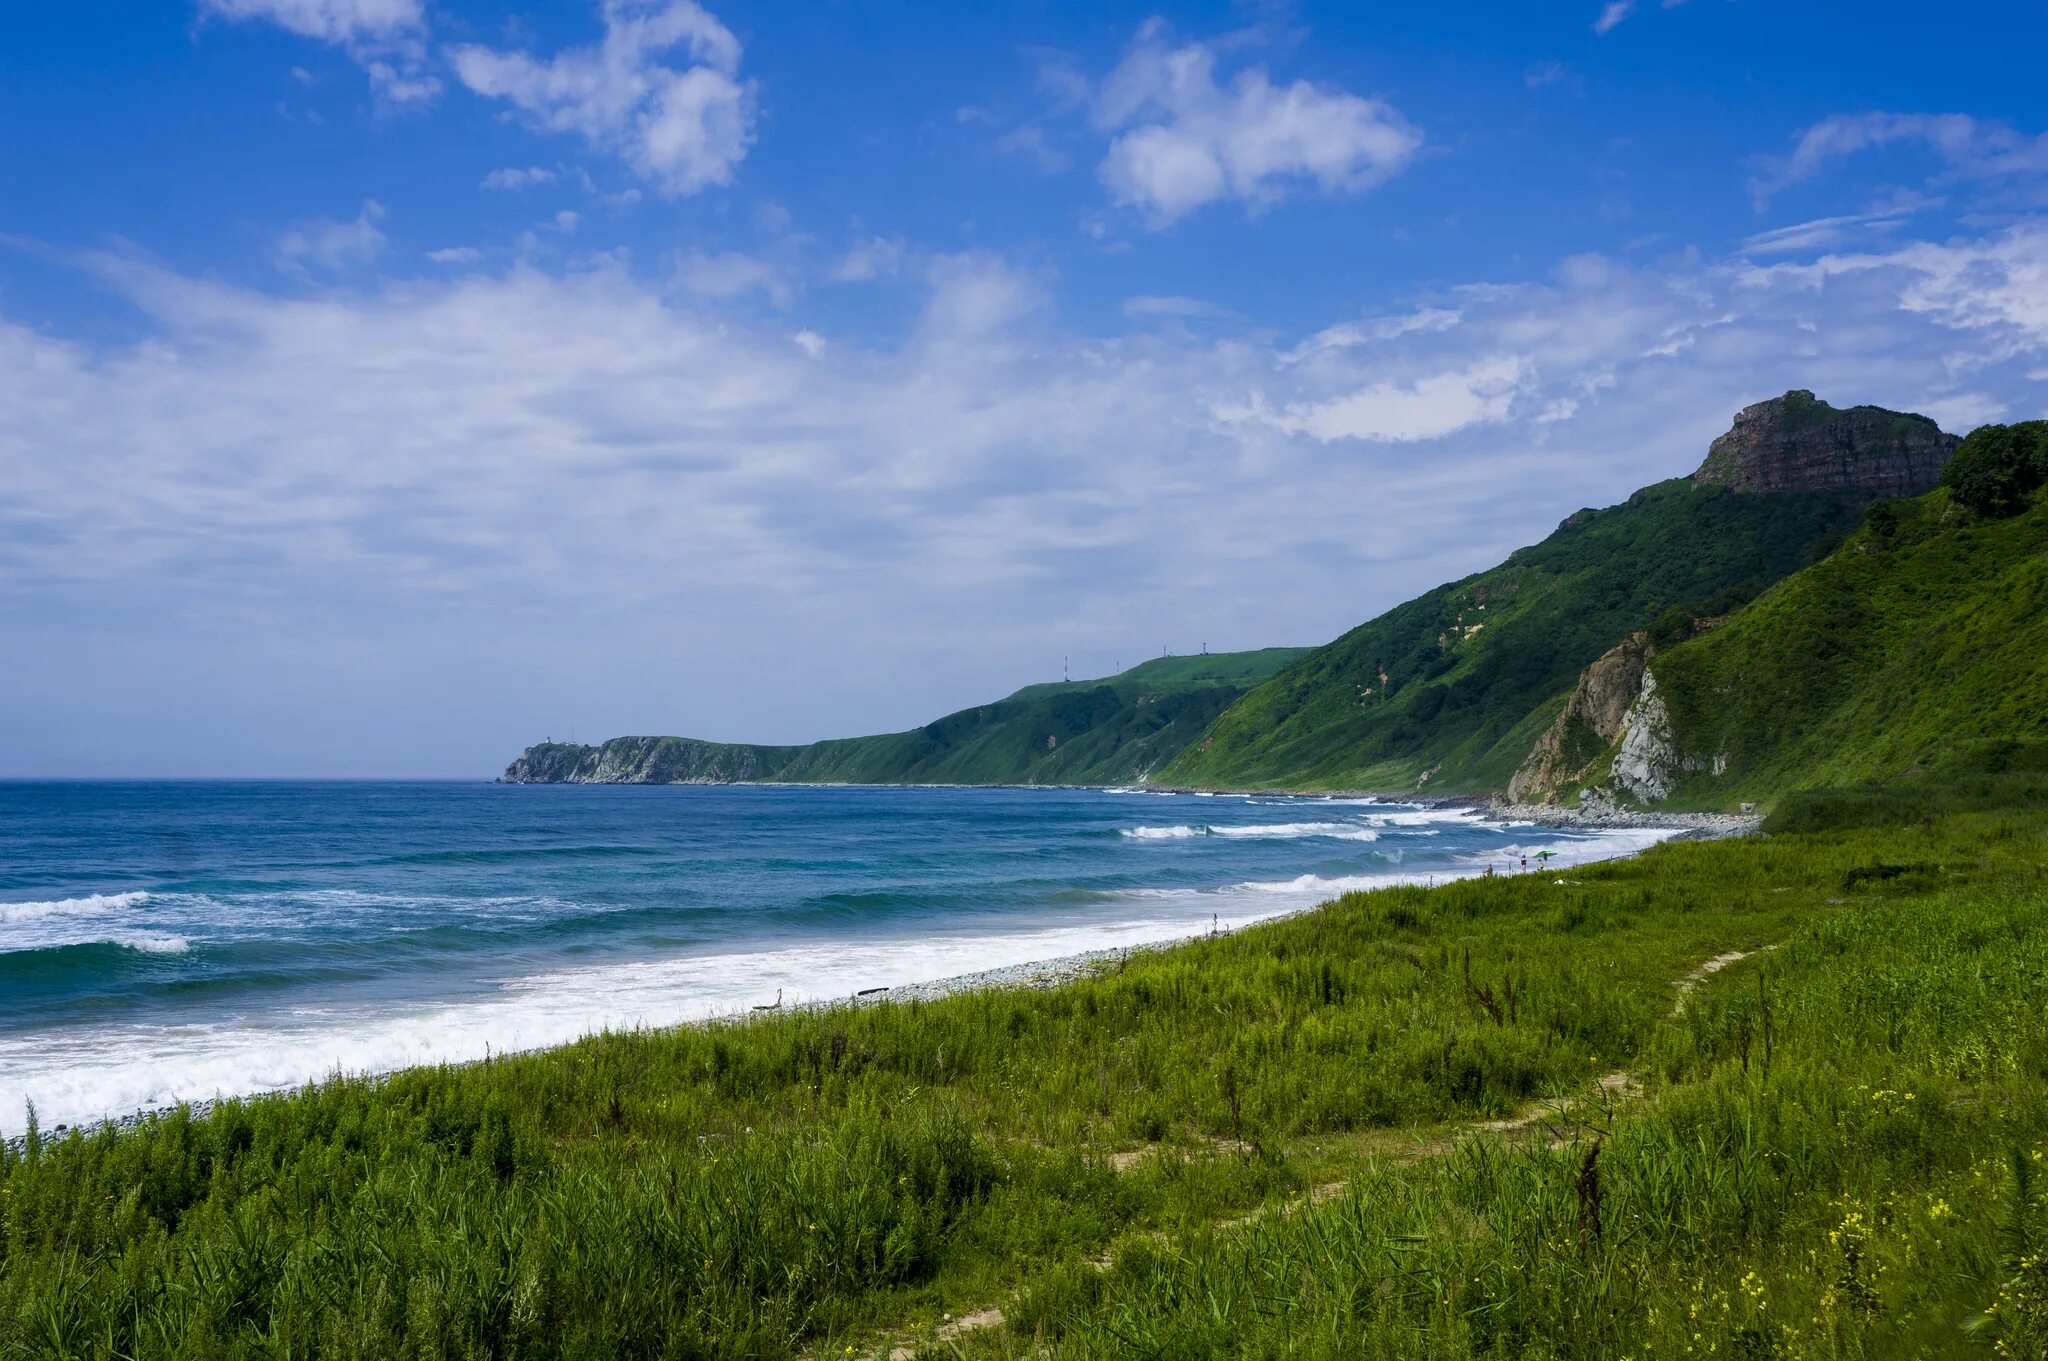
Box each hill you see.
[1568,476,2048,808]
[502,648,1311,786]
[1158,391,1954,794]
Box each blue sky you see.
[3,0,2046,776]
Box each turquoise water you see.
[0,782,1675,1132]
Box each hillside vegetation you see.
[7,794,2047,1358]
[1634,479,2048,806]
[1158,480,1869,792]
[503,649,1310,787]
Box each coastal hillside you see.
[1158,391,1953,794]
[1524,420,2048,808]
[503,647,1311,786]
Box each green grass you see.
[7,796,2047,1358]
[1159,480,1869,793]
[502,648,1312,788]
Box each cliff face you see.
[1691,390,1956,498]
[1606,671,1711,803]
[1506,632,1654,804]
[503,737,801,784]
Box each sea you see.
[0,781,1680,1135]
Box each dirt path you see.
[851,945,1771,1359]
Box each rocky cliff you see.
[1506,632,1655,803]
[1691,390,1956,498]
[503,737,801,784]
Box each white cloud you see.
[1740,209,1914,256]
[200,0,437,105]
[365,59,440,104]
[1281,308,1461,362]
[831,237,907,283]
[919,254,1044,339]
[1750,112,2048,205]
[1249,355,1527,443]
[450,0,754,197]
[1090,22,1421,225]
[995,125,1070,174]
[672,249,790,306]
[199,0,422,43]
[1123,295,1228,319]
[9,219,2048,771]
[1592,2,1634,35]
[275,200,388,271]
[481,166,559,191]
[426,246,482,264]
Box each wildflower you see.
[1928,1198,1951,1220]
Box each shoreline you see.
[13,807,1732,1147]
[499,775,1766,837]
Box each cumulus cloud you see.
[275,200,388,271]
[1090,21,1421,225]
[8,220,2048,770]
[450,0,754,196]
[199,0,421,43]
[1253,356,1526,443]
[200,0,438,104]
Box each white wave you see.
[113,934,190,955]
[1464,829,1678,868]
[1123,821,1381,842]
[0,891,151,923]
[1,891,193,957]
[1208,821,1379,841]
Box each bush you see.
[1944,420,2048,517]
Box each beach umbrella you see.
[1534,849,1558,864]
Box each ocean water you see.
[0,781,1679,1134]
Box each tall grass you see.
[4,808,2044,1357]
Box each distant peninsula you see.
[502,648,1312,788]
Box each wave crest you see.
[0,891,151,924]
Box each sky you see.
[3,1,2046,778]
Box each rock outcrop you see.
[1507,632,1655,804]
[503,737,800,784]
[1607,671,1708,803]
[1691,390,1957,498]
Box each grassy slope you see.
[1159,482,1868,792]
[1647,489,2048,806]
[507,649,1311,787]
[7,797,2048,1358]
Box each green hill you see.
[1157,480,1871,792]
[1160,391,1957,794]
[1591,479,2048,807]
[502,648,1311,786]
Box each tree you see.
[1944,420,2048,517]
